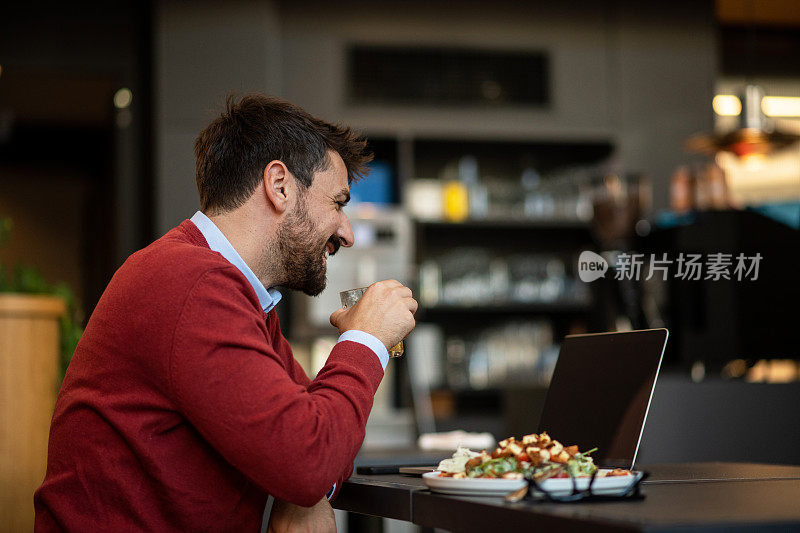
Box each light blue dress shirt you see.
[189,211,389,370]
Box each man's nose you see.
[337,212,354,248]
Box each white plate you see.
[423,470,639,498]
[422,471,526,496]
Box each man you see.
[34,94,417,531]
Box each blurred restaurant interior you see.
[2,0,800,531]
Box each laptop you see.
[537,328,668,469]
[385,328,668,476]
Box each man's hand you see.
[329,280,417,350]
[267,497,336,533]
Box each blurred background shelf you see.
[419,301,593,316]
[429,385,551,440]
[413,219,593,230]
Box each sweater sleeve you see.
[265,310,313,388]
[265,310,360,502]
[330,463,354,501]
[169,268,383,506]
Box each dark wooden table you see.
[334,462,800,531]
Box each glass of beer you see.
[339,287,404,358]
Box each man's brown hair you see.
[194,94,373,214]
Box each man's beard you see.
[276,198,341,297]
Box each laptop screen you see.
[537,329,668,469]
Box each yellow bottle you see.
[443,181,469,222]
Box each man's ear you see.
[263,160,292,214]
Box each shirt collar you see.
[190,211,282,313]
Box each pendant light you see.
[686,1,800,159]
[686,84,800,158]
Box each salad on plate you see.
[424,431,638,498]
[434,431,631,481]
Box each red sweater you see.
[34,220,383,531]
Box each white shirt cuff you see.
[326,482,336,500]
[337,330,389,370]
